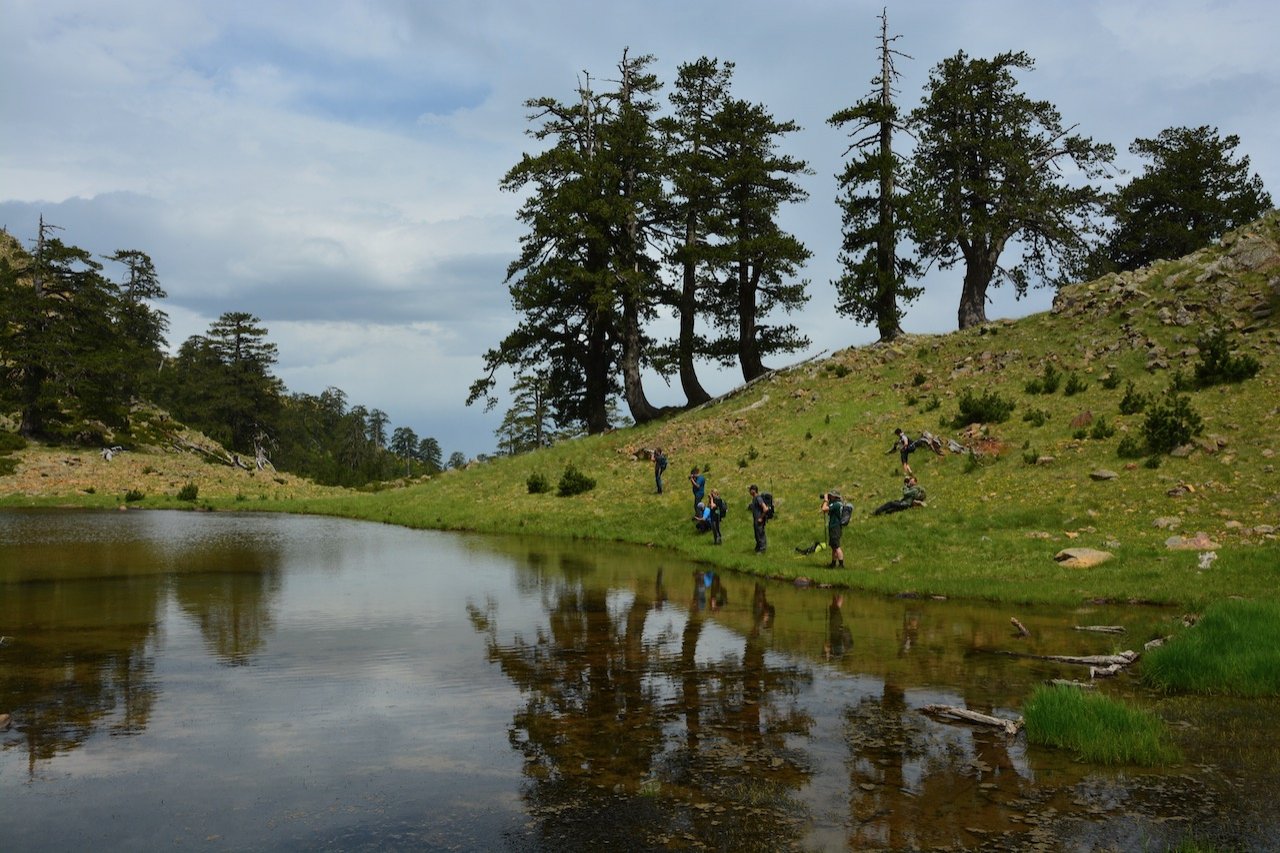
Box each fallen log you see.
[1046,679,1096,689]
[1003,650,1139,667]
[1073,625,1126,634]
[1010,617,1030,637]
[920,704,1023,736]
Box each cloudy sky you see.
[3,1,1277,458]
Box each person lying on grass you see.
[873,476,927,516]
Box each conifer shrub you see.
[1193,327,1261,387]
[1142,387,1204,454]
[0,431,27,452]
[1063,373,1089,396]
[912,371,927,386]
[951,388,1015,427]
[1118,381,1148,415]
[1024,363,1061,395]
[1116,435,1148,459]
[177,482,199,501]
[923,395,941,412]
[1022,408,1049,427]
[1089,417,1116,440]
[1099,372,1121,390]
[125,489,145,502]
[557,464,595,497]
[526,472,551,494]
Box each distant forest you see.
[0,223,456,487]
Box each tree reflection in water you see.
[470,561,814,850]
[171,547,282,666]
[0,571,162,774]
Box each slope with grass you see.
[4,215,1279,606]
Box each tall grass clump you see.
[1023,685,1181,766]
[1143,600,1280,697]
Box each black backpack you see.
[713,495,727,519]
[760,492,775,520]
[839,501,853,526]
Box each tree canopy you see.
[905,50,1115,329]
[1089,125,1272,274]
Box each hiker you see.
[887,428,944,476]
[654,447,667,493]
[872,476,927,516]
[708,488,725,544]
[821,491,846,569]
[748,484,768,553]
[689,467,706,515]
[693,501,713,533]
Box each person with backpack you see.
[821,491,847,568]
[887,428,944,476]
[709,488,725,545]
[689,467,706,515]
[653,448,668,493]
[872,476,928,516]
[748,484,769,554]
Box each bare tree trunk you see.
[620,293,661,424]
[678,216,711,405]
[584,312,611,434]
[737,262,766,382]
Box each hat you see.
[828,490,841,501]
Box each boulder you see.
[1089,469,1119,481]
[1054,548,1113,568]
[1164,532,1220,551]
[1070,411,1094,429]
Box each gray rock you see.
[1054,548,1113,568]
[1152,516,1181,530]
[1089,469,1119,481]
[1165,532,1221,551]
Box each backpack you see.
[713,495,727,519]
[656,453,668,472]
[839,501,853,527]
[760,492,775,520]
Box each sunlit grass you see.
[1143,599,1280,697]
[1023,684,1181,766]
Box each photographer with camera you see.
[820,491,846,569]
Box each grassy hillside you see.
[4,214,1279,607]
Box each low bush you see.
[557,464,596,497]
[1022,408,1049,427]
[922,395,941,412]
[1142,387,1204,454]
[1024,362,1062,396]
[0,457,16,476]
[1063,373,1089,397]
[912,371,927,387]
[0,431,27,452]
[177,482,199,501]
[1089,417,1116,440]
[1116,435,1148,459]
[1118,381,1148,415]
[124,489,145,502]
[1099,372,1121,390]
[951,388,1015,428]
[1023,685,1181,765]
[526,472,551,494]
[1193,327,1261,387]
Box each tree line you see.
[472,15,1272,446]
[0,220,459,486]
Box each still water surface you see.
[1,509,1276,851]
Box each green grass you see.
[1143,599,1280,697]
[1023,685,1182,766]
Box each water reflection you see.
[472,561,814,851]
[2,512,1276,851]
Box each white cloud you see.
[3,0,1277,456]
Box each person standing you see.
[654,448,667,493]
[708,488,724,545]
[748,484,768,554]
[689,467,706,515]
[821,491,845,569]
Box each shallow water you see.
[1,509,1275,851]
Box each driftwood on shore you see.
[1046,678,1096,689]
[920,704,1023,736]
[1010,617,1030,637]
[1073,625,1126,634]
[1004,650,1139,667]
